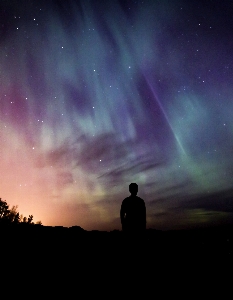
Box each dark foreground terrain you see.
[1,224,232,295]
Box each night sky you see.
[1,0,233,231]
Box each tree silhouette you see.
[0,198,42,225]
[8,205,20,223]
[0,198,9,219]
[27,215,33,224]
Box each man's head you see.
[129,183,138,196]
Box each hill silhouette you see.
[1,222,232,296]
[1,196,232,293]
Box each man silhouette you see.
[120,183,146,234]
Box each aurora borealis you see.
[1,0,233,230]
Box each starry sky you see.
[1,0,233,231]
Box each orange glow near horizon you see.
[0,127,122,230]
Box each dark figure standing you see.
[120,183,146,234]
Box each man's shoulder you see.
[135,196,146,207]
[136,196,144,201]
[122,196,131,202]
[122,196,133,205]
